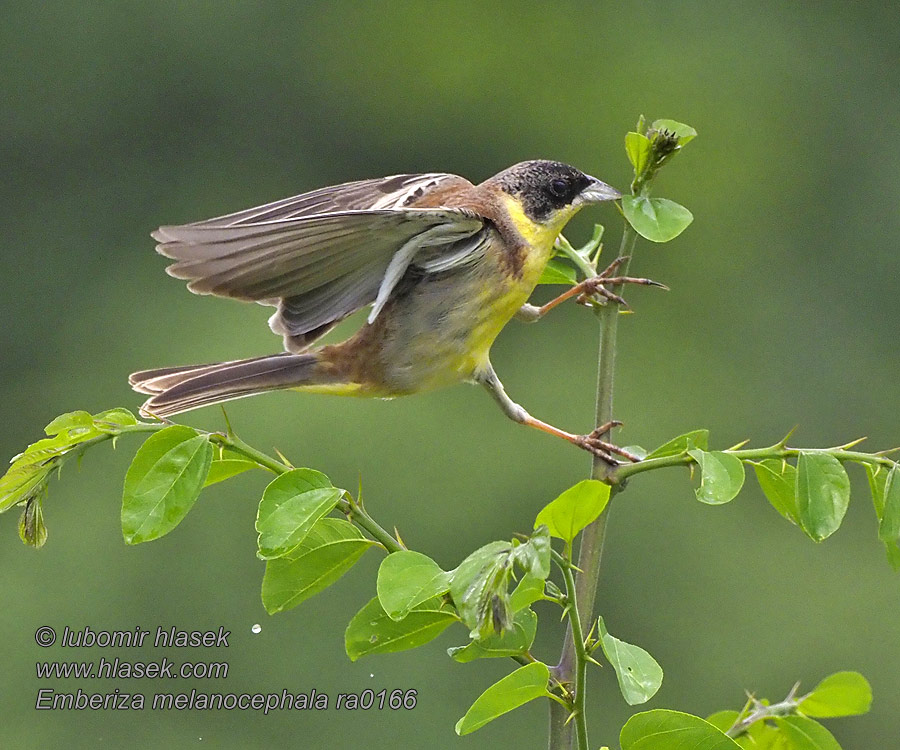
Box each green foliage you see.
[344,597,457,661]
[448,608,537,663]
[534,479,610,543]
[689,449,745,505]
[646,429,709,459]
[751,459,800,523]
[595,616,663,705]
[121,426,212,544]
[377,550,452,621]
[449,527,551,640]
[454,662,551,736]
[796,452,850,541]
[799,672,872,718]
[261,518,374,614]
[255,469,342,559]
[775,716,842,750]
[621,710,741,749]
[621,196,693,243]
[538,258,578,286]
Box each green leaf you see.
[621,709,742,750]
[534,479,611,543]
[705,710,739,733]
[626,131,652,174]
[0,464,52,513]
[454,661,550,735]
[538,258,577,286]
[512,525,551,579]
[751,459,799,523]
[18,491,48,548]
[647,430,709,459]
[651,119,698,144]
[799,671,872,718]
[450,541,513,639]
[509,575,545,613]
[344,596,456,661]
[774,716,841,750]
[91,408,138,432]
[377,550,452,621]
[795,452,851,541]
[864,463,888,518]
[204,459,259,487]
[255,469,341,559]
[44,411,94,436]
[121,426,212,544]
[689,450,745,505]
[597,617,663,705]
[262,518,373,614]
[448,608,537,662]
[622,196,693,243]
[878,466,900,544]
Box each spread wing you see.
[153,173,486,352]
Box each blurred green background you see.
[2,1,898,747]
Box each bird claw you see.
[577,256,668,309]
[572,421,642,465]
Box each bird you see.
[130,160,660,462]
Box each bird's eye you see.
[549,179,568,197]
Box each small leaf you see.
[204,459,259,487]
[377,550,452,621]
[512,525,551,580]
[751,459,799,523]
[864,463,887,518]
[688,450,745,505]
[534,480,611,543]
[878,466,900,544]
[92,408,139,432]
[647,430,709,459]
[774,716,841,750]
[597,617,663,705]
[344,597,456,661]
[18,490,48,548]
[0,465,52,513]
[625,131,652,175]
[454,662,550,735]
[538,258,577,286]
[450,541,513,639]
[796,452,851,541]
[448,609,537,663]
[255,469,341,559]
[44,411,94,436]
[799,671,872,718]
[262,518,373,614]
[651,119,698,144]
[621,709,742,750]
[510,575,545,613]
[622,196,693,243]
[121,426,212,544]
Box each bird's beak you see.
[575,176,622,205]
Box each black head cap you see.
[488,160,620,222]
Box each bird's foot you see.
[577,256,668,309]
[572,420,643,465]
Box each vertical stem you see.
[548,225,638,749]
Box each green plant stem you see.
[612,444,898,483]
[725,683,804,738]
[549,222,639,750]
[560,554,590,750]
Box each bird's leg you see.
[476,365,642,464]
[515,255,667,322]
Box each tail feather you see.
[130,353,323,418]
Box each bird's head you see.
[486,160,621,229]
